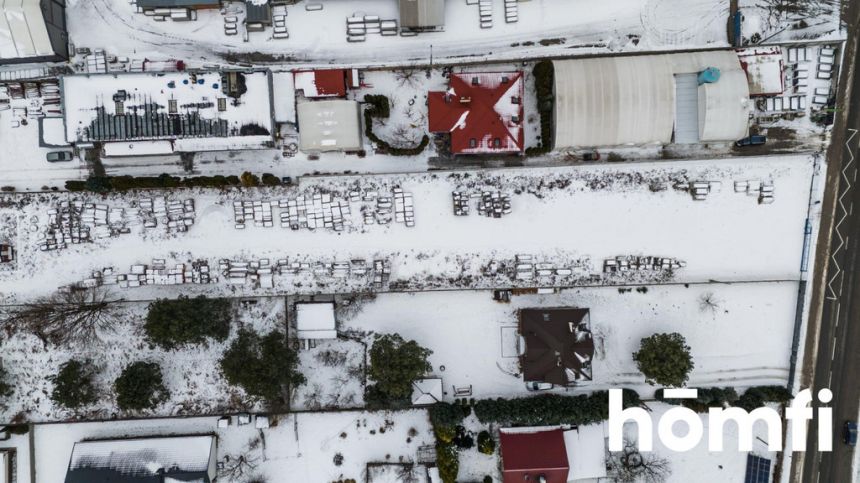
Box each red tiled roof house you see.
[499,428,570,483]
[428,72,524,154]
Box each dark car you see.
[845,421,858,446]
[735,135,767,147]
[46,151,74,162]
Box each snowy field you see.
[66,0,730,68]
[0,298,284,422]
[0,155,816,302]
[341,283,798,401]
[31,410,436,483]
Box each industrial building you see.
[0,0,67,65]
[552,51,752,148]
[398,0,445,31]
[60,70,275,154]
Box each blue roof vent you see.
[698,67,721,85]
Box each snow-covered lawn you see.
[32,409,436,483]
[0,155,816,302]
[292,337,366,411]
[66,0,731,68]
[623,402,779,483]
[0,297,284,422]
[342,283,797,401]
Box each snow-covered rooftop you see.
[737,47,785,96]
[0,0,59,62]
[563,424,607,481]
[66,435,215,482]
[553,51,751,148]
[296,99,362,152]
[296,302,337,340]
[61,71,274,147]
[411,377,443,405]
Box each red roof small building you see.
[428,72,524,154]
[499,428,570,483]
[294,69,348,98]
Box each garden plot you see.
[0,155,815,302]
[341,282,797,401]
[32,409,436,483]
[0,297,285,422]
[292,338,366,411]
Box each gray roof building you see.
[398,0,445,30]
[0,0,68,65]
[64,435,217,483]
[519,308,595,385]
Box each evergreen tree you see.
[633,332,694,387]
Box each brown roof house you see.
[519,308,595,386]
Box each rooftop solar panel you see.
[744,454,772,483]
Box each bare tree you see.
[607,439,671,483]
[219,437,262,480]
[3,288,121,345]
[396,463,420,483]
[698,292,721,315]
[395,69,421,89]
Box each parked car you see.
[735,135,767,147]
[525,381,554,391]
[845,421,858,446]
[581,150,601,162]
[46,151,74,162]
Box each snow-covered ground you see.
[0,297,284,422]
[624,401,780,483]
[341,283,798,401]
[739,0,844,45]
[66,0,730,68]
[0,155,817,302]
[31,409,436,483]
[20,401,787,483]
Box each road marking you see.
[827,129,858,300]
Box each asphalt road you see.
[800,5,860,482]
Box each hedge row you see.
[364,94,430,156]
[655,385,792,413]
[473,390,641,426]
[65,171,283,192]
[525,60,555,156]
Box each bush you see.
[429,402,465,428]
[477,431,495,455]
[261,173,281,186]
[144,296,232,350]
[526,60,555,155]
[735,386,792,412]
[483,476,493,483]
[452,426,474,450]
[474,390,641,426]
[240,171,261,187]
[220,329,304,405]
[64,173,247,193]
[633,332,694,387]
[114,361,169,411]
[50,359,98,409]
[0,362,12,399]
[436,441,459,483]
[366,334,431,407]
